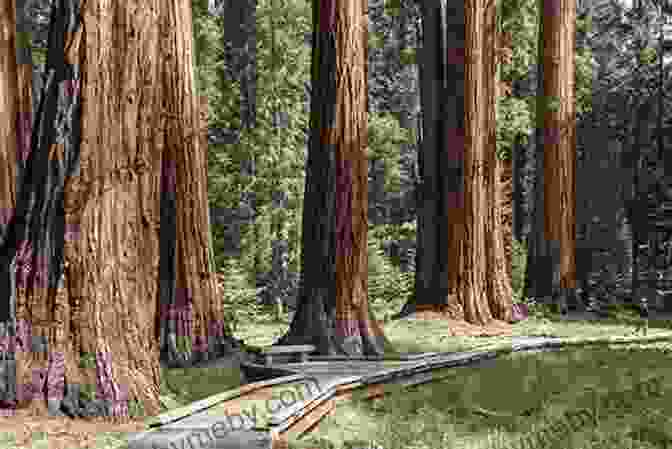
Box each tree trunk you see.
[512,134,525,243]
[458,0,496,324]
[397,0,511,325]
[0,0,234,420]
[277,0,394,356]
[485,0,513,321]
[222,0,257,128]
[156,0,237,369]
[525,0,576,309]
[0,0,19,253]
[396,0,460,318]
[13,0,33,192]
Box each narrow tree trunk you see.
[398,0,449,319]
[458,0,495,324]
[278,0,394,356]
[223,0,257,128]
[13,0,33,192]
[512,134,524,243]
[629,101,649,304]
[484,0,513,321]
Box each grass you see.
[5,300,672,449]
[289,346,672,449]
[238,306,672,449]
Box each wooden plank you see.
[308,352,438,361]
[127,428,274,449]
[260,345,316,354]
[244,345,316,367]
[161,379,323,430]
[268,376,347,426]
[146,343,610,447]
[241,362,303,381]
[273,398,336,448]
[283,398,336,439]
[148,374,308,427]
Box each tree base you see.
[393,304,513,337]
[276,300,398,357]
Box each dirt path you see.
[0,409,147,449]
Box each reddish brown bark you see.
[526,0,577,306]
[277,0,393,356]
[0,0,18,237]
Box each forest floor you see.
[1,305,672,449]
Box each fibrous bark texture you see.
[0,0,233,420]
[0,0,19,250]
[398,0,511,326]
[157,0,233,368]
[460,0,493,324]
[278,0,394,356]
[525,0,576,306]
[483,0,513,322]
[397,0,462,318]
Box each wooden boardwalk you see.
[124,335,600,449]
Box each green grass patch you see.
[291,347,672,449]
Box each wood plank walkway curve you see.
[125,334,670,449]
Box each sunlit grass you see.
[289,347,672,449]
[41,301,672,449]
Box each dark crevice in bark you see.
[0,0,82,409]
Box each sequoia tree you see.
[0,0,234,419]
[484,0,513,319]
[524,0,576,308]
[396,0,512,325]
[0,1,19,232]
[276,0,395,356]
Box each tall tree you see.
[0,0,19,243]
[156,0,234,369]
[485,0,513,319]
[277,0,395,356]
[0,0,235,419]
[396,0,512,326]
[524,0,577,309]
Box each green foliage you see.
[369,221,417,243]
[495,0,538,159]
[79,383,96,402]
[78,351,96,370]
[237,204,274,281]
[499,0,538,83]
[495,0,595,157]
[496,96,533,160]
[33,47,46,65]
[384,0,402,16]
[367,232,413,322]
[368,112,414,193]
[176,335,192,354]
[369,32,386,50]
[198,0,310,275]
[128,398,146,418]
[575,46,595,117]
[399,47,416,66]
[511,239,527,302]
[195,0,599,326]
[638,46,657,66]
[218,258,264,332]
